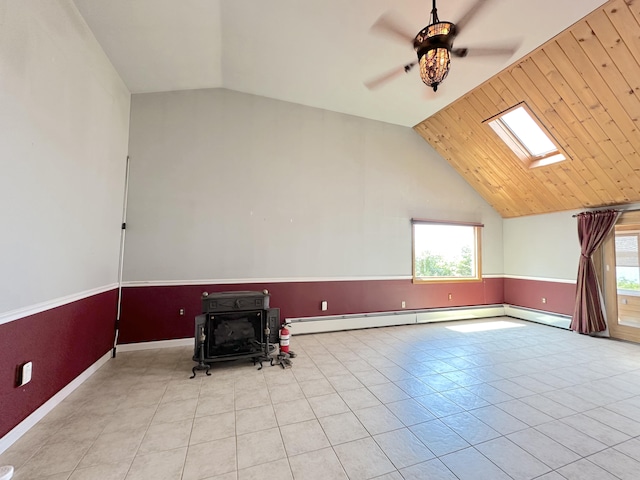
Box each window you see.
[615,228,640,292]
[484,103,567,169]
[412,219,482,283]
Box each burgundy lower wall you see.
[504,277,576,316]
[0,289,117,439]
[118,278,504,344]
[0,277,576,439]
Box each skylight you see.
[485,103,567,169]
[501,107,557,157]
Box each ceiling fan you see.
[366,0,519,92]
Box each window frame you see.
[483,102,568,169]
[411,219,483,284]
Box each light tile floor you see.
[4,316,640,479]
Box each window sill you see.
[412,277,483,284]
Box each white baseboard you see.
[114,305,569,346]
[288,305,506,335]
[290,312,419,335]
[115,338,193,352]
[504,304,571,329]
[416,305,506,324]
[0,351,112,456]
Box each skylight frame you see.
[484,102,568,169]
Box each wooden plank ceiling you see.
[414,0,640,218]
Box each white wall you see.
[124,88,503,282]
[0,1,130,314]
[503,210,580,281]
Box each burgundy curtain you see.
[571,210,620,334]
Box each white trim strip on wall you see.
[121,274,510,288]
[503,275,576,284]
[0,283,119,326]
[0,351,112,456]
[122,276,413,287]
[0,276,573,327]
[0,276,571,326]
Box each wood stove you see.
[193,290,280,366]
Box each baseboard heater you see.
[115,305,571,352]
[288,304,571,335]
[288,304,506,335]
[504,304,571,329]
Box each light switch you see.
[19,361,32,386]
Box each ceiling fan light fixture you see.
[368,0,507,92]
[419,47,450,91]
[414,6,456,92]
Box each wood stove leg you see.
[190,362,211,379]
[253,325,277,370]
[191,337,211,378]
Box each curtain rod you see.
[571,208,631,218]
[411,218,484,227]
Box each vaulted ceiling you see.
[415,0,640,218]
[73,0,606,127]
[72,0,635,218]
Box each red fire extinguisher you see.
[279,322,291,354]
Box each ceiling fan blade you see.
[454,0,493,34]
[364,61,417,90]
[370,12,415,44]
[452,43,520,58]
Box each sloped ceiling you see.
[72,0,607,127]
[73,0,638,219]
[415,0,640,218]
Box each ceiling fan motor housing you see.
[413,22,457,57]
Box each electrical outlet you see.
[542,297,547,304]
[179,308,185,316]
[401,301,406,308]
[0,466,14,480]
[321,300,328,311]
[448,293,452,300]
[18,362,32,387]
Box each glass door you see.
[603,211,640,343]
